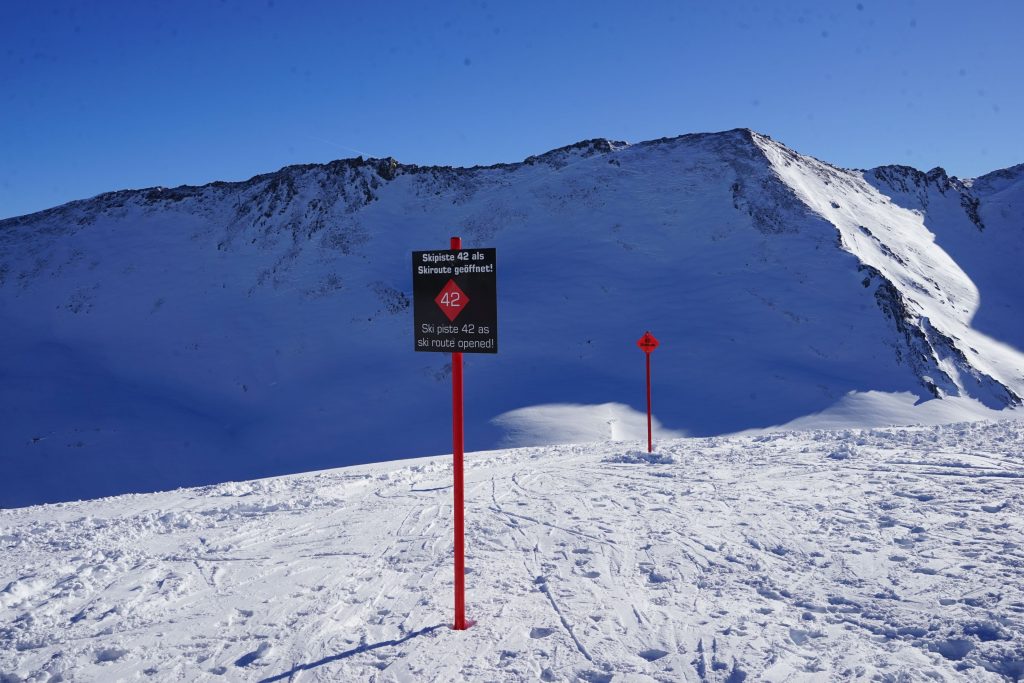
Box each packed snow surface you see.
[3,420,1023,681]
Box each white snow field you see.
[3,420,1023,681]
[2,129,1023,507]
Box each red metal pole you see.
[646,352,652,453]
[450,235,467,630]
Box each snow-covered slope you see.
[3,422,1023,681]
[864,162,1024,355]
[1,130,1022,506]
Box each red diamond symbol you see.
[637,331,660,353]
[435,279,470,322]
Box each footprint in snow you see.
[638,648,669,662]
[235,642,271,668]
[932,638,974,661]
[95,646,128,663]
[530,627,556,639]
[895,490,937,502]
[647,570,671,584]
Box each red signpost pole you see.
[450,236,468,631]
[637,331,659,454]
[415,236,493,632]
[645,351,652,453]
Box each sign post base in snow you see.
[412,236,497,631]
[637,331,660,453]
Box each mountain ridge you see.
[0,131,710,225]
[10,127,1021,226]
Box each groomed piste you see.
[3,420,1023,681]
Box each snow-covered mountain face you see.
[864,162,1024,356]
[1,129,1022,506]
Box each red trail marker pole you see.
[413,236,495,631]
[636,331,660,453]
[645,352,652,453]
[450,236,468,630]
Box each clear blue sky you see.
[2,0,1022,220]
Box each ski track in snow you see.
[2,420,1024,681]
